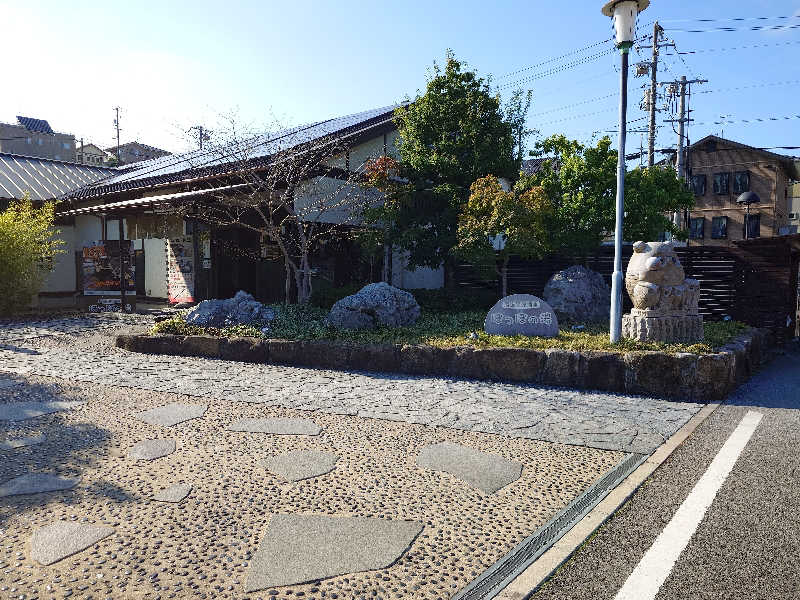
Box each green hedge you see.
[310,282,498,312]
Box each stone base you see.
[622,313,703,343]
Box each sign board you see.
[484,294,559,338]
[166,237,195,304]
[81,241,135,296]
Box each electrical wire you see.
[529,93,618,116]
[666,39,800,55]
[495,47,618,90]
[496,36,614,80]
[663,22,800,33]
[696,79,800,95]
[658,14,800,24]
[689,114,800,126]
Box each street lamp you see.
[602,0,649,343]
[736,191,760,240]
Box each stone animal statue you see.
[625,241,700,315]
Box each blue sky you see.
[2,0,799,160]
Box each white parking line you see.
[614,410,764,600]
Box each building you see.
[685,135,800,246]
[76,143,112,166]
[107,141,171,165]
[0,116,75,161]
[44,105,441,308]
[789,182,800,231]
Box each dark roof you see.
[16,116,54,135]
[73,104,402,201]
[0,153,117,201]
[106,141,171,155]
[690,135,800,179]
[522,156,558,176]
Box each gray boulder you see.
[327,282,420,330]
[184,290,275,328]
[543,265,610,323]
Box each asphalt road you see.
[530,342,800,600]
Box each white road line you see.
[614,410,763,600]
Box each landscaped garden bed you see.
[115,303,777,402]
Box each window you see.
[713,173,730,195]
[37,138,43,146]
[744,213,760,238]
[26,137,31,144]
[733,171,750,194]
[689,217,705,239]
[62,142,70,150]
[711,216,728,239]
[691,174,706,196]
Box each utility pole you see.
[113,107,121,163]
[79,137,84,164]
[647,21,662,167]
[188,125,210,150]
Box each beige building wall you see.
[0,123,75,161]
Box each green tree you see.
[454,175,554,297]
[364,52,518,278]
[0,195,64,315]
[526,134,693,254]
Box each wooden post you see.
[118,217,126,311]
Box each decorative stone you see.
[0,401,85,421]
[0,434,45,450]
[127,439,176,460]
[416,442,522,493]
[484,294,559,338]
[227,417,322,436]
[262,450,339,482]
[543,265,610,323]
[152,483,192,503]
[326,282,421,329]
[0,473,80,497]
[245,514,423,592]
[184,290,275,327]
[622,241,703,343]
[133,403,207,427]
[30,521,115,565]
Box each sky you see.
[2,0,800,162]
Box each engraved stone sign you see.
[484,294,559,338]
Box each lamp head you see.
[736,191,760,206]
[602,0,649,48]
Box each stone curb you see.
[494,401,722,600]
[115,328,778,402]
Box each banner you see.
[81,241,135,296]
[167,236,195,303]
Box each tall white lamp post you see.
[602,0,649,343]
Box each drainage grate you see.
[452,452,648,600]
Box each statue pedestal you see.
[622,310,703,343]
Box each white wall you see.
[293,176,382,225]
[143,238,167,298]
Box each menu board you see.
[82,241,135,296]
[166,236,195,304]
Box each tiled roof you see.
[0,153,117,202]
[17,116,54,135]
[522,157,558,175]
[73,104,402,200]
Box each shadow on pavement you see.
[724,344,800,410]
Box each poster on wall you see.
[166,237,195,303]
[81,241,135,295]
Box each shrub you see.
[0,196,64,316]
[309,282,363,309]
[410,287,498,312]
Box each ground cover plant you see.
[151,305,748,355]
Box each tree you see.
[526,134,693,254]
[363,52,519,277]
[454,176,554,297]
[0,195,64,315]
[187,120,380,304]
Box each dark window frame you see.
[733,170,750,194]
[711,216,728,239]
[713,172,730,195]
[689,217,705,239]
[691,174,706,197]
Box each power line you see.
[666,39,800,55]
[496,47,618,90]
[663,22,800,33]
[529,93,618,116]
[697,78,800,95]
[496,36,613,80]
[667,113,800,127]
[659,14,800,24]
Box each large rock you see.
[543,265,610,323]
[326,282,420,330]
[184,290,275,328]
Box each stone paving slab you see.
[228,417,322,436]
[30,521,115,565]
[133,402,207,427]
[0,400,85,421]
[246,514,424,592]
[0,473,80,497]
[0,314,148,344]
[127,439,176,460]
[0,341,703,453]
[263,450,339,482]
[152,483,192,503]
[0,433,45,450]
[417,441,523,493]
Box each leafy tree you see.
[0,195,64,315]
[526,134,693,254]
[454,176,553,297]
[364,52,518,278]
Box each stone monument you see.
[485,294,559,338]
[622,241,703,343]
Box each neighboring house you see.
[789,182,800,232]
[49,105,441,307]
[76,143,112,166]
[685,135,800,246]
[0,152,117,306]
[521,157,557,177]
[0,116,75,161]
[107,141,171,165]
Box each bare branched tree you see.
[177,117,382,304]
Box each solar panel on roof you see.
[16,116,55,135]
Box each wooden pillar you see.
[118,216,126,311]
